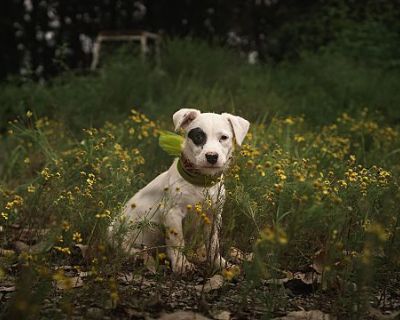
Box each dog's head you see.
[173,108,250,176]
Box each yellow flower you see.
[283,117,295,125]
[26,110,33,118]
[222,265,240,281]
[1,212,8,220]
[62,221,71,231]
[158,253,167,261]
[365,223,389,242]
[72,232,83,243]
[95,210,111,219]
[27,185,36,193]
[294,134,305,142]
[54,246,71,255]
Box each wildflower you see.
[365,223,389,242]
[40,167,52,181]
[5,195,24,210]
[53,270,75,290]
[338,180,347,188]
[202,214,211,225]
[62,221,71,231]
[27,185,36,193]
[1,212,8,220]
[54,246,71,255]
[277,229,288,245]
[259,226,288,245]
[222,266,240,281]
[283,117,295,125]
[72,232,83,243]
[274,183,283,192]
[26,110,33,118]
[294,134,305,143]
[158,253,167,261]
[96,210,111,219]
[109,279,119,306]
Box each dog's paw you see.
[212,257,230,270]
[172,259,196,274]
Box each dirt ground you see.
[1,260,399,320]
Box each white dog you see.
[112,109,249,273]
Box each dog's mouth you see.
[181,154,225,172]
[199,165,224,169]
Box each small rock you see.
[86,307,104,319]
[214,310,231,320]
[158,310,210,320]
[274,310,333,320]
[195,275,224,293]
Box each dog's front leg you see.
[206,211,228,270]
[164,209,194,273]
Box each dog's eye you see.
[220,135,229,142]
[188,127,207,146]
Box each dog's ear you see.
[222,113,250,146]
[173,108,201,131]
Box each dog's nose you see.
[205,152,218,165]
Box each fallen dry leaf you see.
[311,249,326,274]
[195,274,224,293]
[228,247,253,264]
[75,244,89,258]
[158,310,211,320]
[292,271,321,285]
[0,286,16,292]
[142,251,157,273]
[368,306,400,320]
[0,248,15,257]
[7,225,50,243]
[117,272,135,284]
[55,276,83,290]
[213,310,231,320]
[189,245,208,264]
[13,241,30,253]
[265,270,321,286]
[274,310,333,320]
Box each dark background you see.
[2,0,400,80]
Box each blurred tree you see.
[0,0,399,80]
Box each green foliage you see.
[1,37,400,317]
[1,37,400,136]
[1,107,399,317]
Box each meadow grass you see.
[1,108,399,318]
[1,39,400,133]
[0,40,400,318]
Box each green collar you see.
[177,158,222,187]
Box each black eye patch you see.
[188,127,207,146]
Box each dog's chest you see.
[170,182,225,213]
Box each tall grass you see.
[1,39,400,318]
[1,38,400,135]
[1,108,399,318]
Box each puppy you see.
[112,109,250,273]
